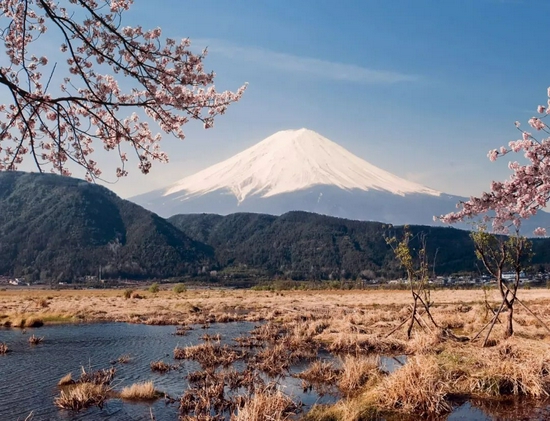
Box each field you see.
[2,287,550,419]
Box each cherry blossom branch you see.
[439,88,550,236]
[0,0,246,180]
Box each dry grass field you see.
[3,286,550,419]
[2,287,550,327]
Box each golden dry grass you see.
[150,360,171,373]
[1,287,550,334]
[119,381,159,400]
[374,354,451,415]
[339,355,380,397]
[4,286,550,418]
[297,360,340,385]
[54,382,108,410]
[231,388,296,421]
[57,372,74,386]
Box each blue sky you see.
[26,0,550,198]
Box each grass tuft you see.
[119,381,160,400]
[58,372,75,386]
[339,355,380,397]
[150,360,172,373]
[54,383,108,411]
[28,334,44,345]
[232,388,297,420]
[375,355,451,415]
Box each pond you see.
[0,322,549,420]
[0,322,334,420]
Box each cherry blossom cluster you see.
[0,0,246,180]
[439,87,550,236]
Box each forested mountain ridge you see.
[169,212,479,279]
[169,212,550,280]
[2,172,550,284]
[0,172,214,282]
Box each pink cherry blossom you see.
[0,0,246,180]
[534,227,547,237]
[440,86,550,235]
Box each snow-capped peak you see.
[164,128,441,202]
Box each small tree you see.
[0,0,246,179]
[505,233,532,336]
[385,227,438,339]
[471,227,532,343]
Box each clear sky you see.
[22,0,550,199]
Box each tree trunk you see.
[407,299,417,339]
[505,301,514,338]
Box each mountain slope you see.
[165,128,440,201]
[169,211,550,280]
[134,128,550,233]
[0,172,214,282]
[132,128,454,223]
[168,211,479,279]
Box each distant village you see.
[2,271,550,289]
[384,271,548,287]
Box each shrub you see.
[123,289,134,299]
[148,283,160,294]
[173,283,187,294]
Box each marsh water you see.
[0,322,548,420]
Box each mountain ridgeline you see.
[2,171,550,284]
[0,172,214,282]
[168,212,527,281]
[132,128,550,233]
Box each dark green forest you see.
[0,172,214,282]
[2,172,550,284]
[169,212,481,280]
[169,212,550,281]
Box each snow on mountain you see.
[131,128,465,225]
[164,128,441,202]
[131,128,550,233]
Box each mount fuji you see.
[132,128,468,226]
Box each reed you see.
[231,388,297,421]
[338,355,380,397]
[374,355,451,415]
[464,341,550,398]
[150,360,172,373]
[54,383,108,411]
[116,354,132,364]
[28,334,44,345]
[174,342,244,368]
[0,342,8,354]
[78,366,116,385]
[119,381,160,400]
[297,360,340,385]
[174,325,190,336]
[327,333,406,355]
[58,372,74,386]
